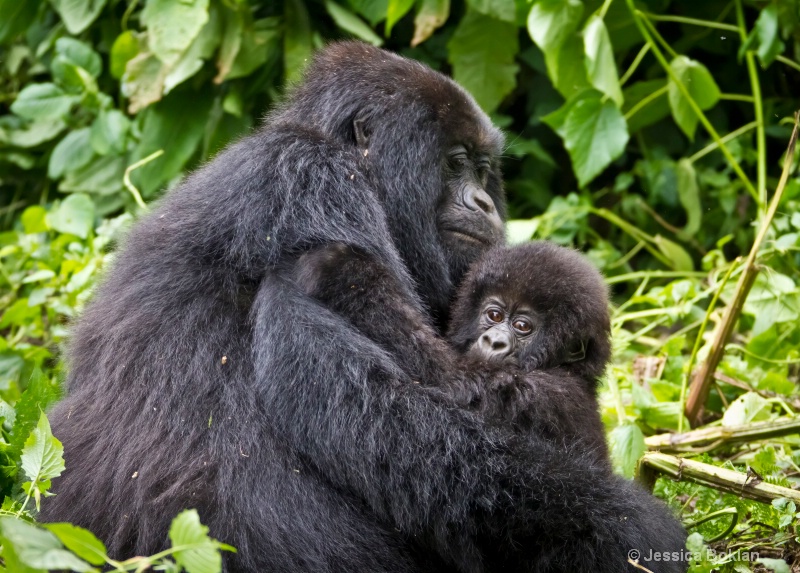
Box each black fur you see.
[294,242,687,573]
[43,42,686,573]
[447,242,611,457]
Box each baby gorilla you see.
[446,242,611,457]
[294,241,611,459]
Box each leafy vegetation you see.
[1,0,800,571]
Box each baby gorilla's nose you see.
[477,329,513,360]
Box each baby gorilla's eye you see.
[512,319,532,334]
[486,309,504,323]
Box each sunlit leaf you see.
[583,16,622,106]
[609,422,646,478]
[448,9,519,113]
[49,0,107,35]
[412,0,450,46]
[141,0,210,67]
[668,56,720,140]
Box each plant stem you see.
[639,452,800,505]
[123,150,163,211]
[776,55,800,73]
[642,13,739,32]
[626,2,759,204]
[736,0,767,215]
[685,113,799,426]
[624,85,668,121]
[619,43,651,86]
[688,121,758,163]
[678,259,739,433]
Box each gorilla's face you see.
[437,144,505,265]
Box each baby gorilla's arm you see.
[291,244,482,402]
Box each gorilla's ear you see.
[564,339,588,364]
[353,109,371,149]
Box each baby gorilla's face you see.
[467,295,537,363]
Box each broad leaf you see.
[90,109,130,155]
[386,0,415,35]
[20,413,65,509]
[740,4,785,67]
[583,16,622,106]
[110,31,140,80]
[467,0,515,23]
[543,90,629,187]
[141,0,210,67]
[49,0,107,35]
[284,0,313,83]
[326,1,383,45]
[411,0,450,46]
[609,423,646,478]
[11,83,76,121]
[0,0,41,42]
[668,56,720,140]
[54,38,102,77]
[654,235,693,271]
[45,523,107,566]
[48,128,94,179]
[122,52,167,113]
[0,517,93,572]
[48,194,96,238]
[169,510,225,573]
[527,0,584,96]
[721,392,773,426]
[448,10,519,113]
[675,158,702,239]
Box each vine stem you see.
[624,1,759,205]
[123,150,164,211]
[735,0,767,216]
[684,112,799,426]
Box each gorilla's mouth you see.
[444,229,492,246]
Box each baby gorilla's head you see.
[447,242,611,382]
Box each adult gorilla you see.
[43,42,686,572]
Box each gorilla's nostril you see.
[464,186,495,214]
[491,339,507,350]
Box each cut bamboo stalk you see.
[638,452,800,504]
[684,113,799,426]
[645,418,800,452]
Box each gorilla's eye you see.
[512,319,532,334]
[448,146,469,165]
[486,308,504,323]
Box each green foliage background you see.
[1,0,800,571]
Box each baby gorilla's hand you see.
[292,243,356,298]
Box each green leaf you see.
[11,83,76,121]
[675,158,702,239]
[59,155,126,196]
[110,31,140,80]
[48,128,94,179]
[141,0,210,67]
[54,37,102,77]
[582,15,622,107]
[48,194,95,238]
[164,3,222,93]
[90,109,130,155]
[0,517,93,572]
[21,206,49,233]
[10,369,60,456]
[506,219,539,244]
[467,0,515,22]
[131,90,214,196]
[227,18,281,81]
[447,10,519,113]
[121,52,167,113]
[386,0,415,35]
[543,90,628,187]
[0,0,43,43]
[49,0,107,34]
[284,0,313,83]
[45,523,107,566]
[325,1,383,46]
[0,118,67,148]
[527,0,584,96]
[721,392,773,426]
[20,413,65,509]
[608,422,646,478]
[169,510,224,573]
[411,0,450,46]
[741,4,785,67]
[653,235,693,271]
[640,402,689,432]
[667,56,720,140]
[741,272,800,336]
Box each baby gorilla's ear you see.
[291,243,354,296]
[563,339,588,364]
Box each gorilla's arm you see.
[279,246,686,573]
